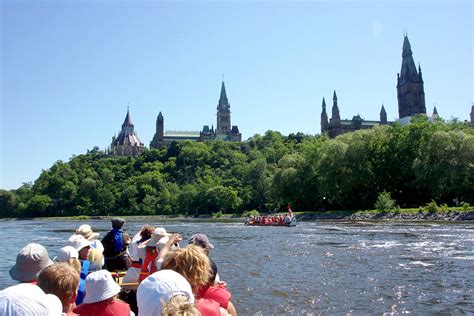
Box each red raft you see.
[244,216,297,227]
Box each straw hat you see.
[76,224,100,241]
[0,283,63,316]
[137,270,194,316]
[83,270,121,304]
[9,243,53,282]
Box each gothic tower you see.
[321,97,329,133]
[216,81,231,135]
[156,111,164,141]
[329,91,342,137]
[397,35,426,120]
[380,104,387,124]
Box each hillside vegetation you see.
[1,116,473,218]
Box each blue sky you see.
[1,0,473,190]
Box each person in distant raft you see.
[102,218,132,272]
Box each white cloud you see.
[372,21,383,39]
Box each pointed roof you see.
[220,81,228,101]
[433,106,438,115]
[399,35,419,84]
[380,104,387,115]
[322,97,326,109]
[158,111,163,119]
[122,108,133,128]
[333,90,337,101]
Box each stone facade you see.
[150,81,241,148]
[321,91,390,138]
[321,35,428,138]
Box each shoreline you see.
[1,209,473,222]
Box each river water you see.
[1,219,473,315]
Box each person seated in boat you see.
[67,234,93,305]
[73,270,133,316]
[37,262,80,316]
[0,283,63,315]
[102,218,132,272]
[160,245,230,316]
[137,269,198,316]
[76,224,105,271]
[196,259,237,316]
[9,243,53,284]
[121,224,154,289]
[138,227,170,283]
[55,245,82,274]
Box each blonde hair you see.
[161,244,211,288]
[37,263,80,312]
[162,295,199,316]
[87,248,104,268]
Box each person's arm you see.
[155,234,182,270]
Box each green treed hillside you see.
[1,117,473,218]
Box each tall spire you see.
[216,81,231,135]
[331,90,340,124]
[321,97,329,132]
[380,104,387,124]
[397,34,426,119]
[219,81,228,104]
[399,35,420,84]
[122,108,133,129]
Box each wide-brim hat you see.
[0,283,63,315]
[9,243,53,282]
[137,270,194,316]
[139,227,170,249]
[67,234,92,251]
[83,270,121,304]
[76,224,100,241]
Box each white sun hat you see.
[137,269,194,316]
[0,283,63,316]
[82,270,121,304]
[54,246,79,262]
[9,243,53,282]
[67,234,91,251]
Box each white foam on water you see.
[369,241,403,249]
[409,261,434,267]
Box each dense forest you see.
[1,116,473,218]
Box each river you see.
[1,219,473,314]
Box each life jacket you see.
[73,298,131,316]
[75,260,90,305]
[138,249,158,283]
[195,298,221,316]
[197,285,232,309]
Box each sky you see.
[1,0,473,190]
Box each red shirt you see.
[197,285,231,309]
[73,299,130,316]
[195,298,221,316]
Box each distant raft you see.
[244,216,297,227]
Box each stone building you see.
[150,81,241,148]
[110,109,145,156]
[397,35,426,124]
[321,35,428,138]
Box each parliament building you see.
[321,35,438,138]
